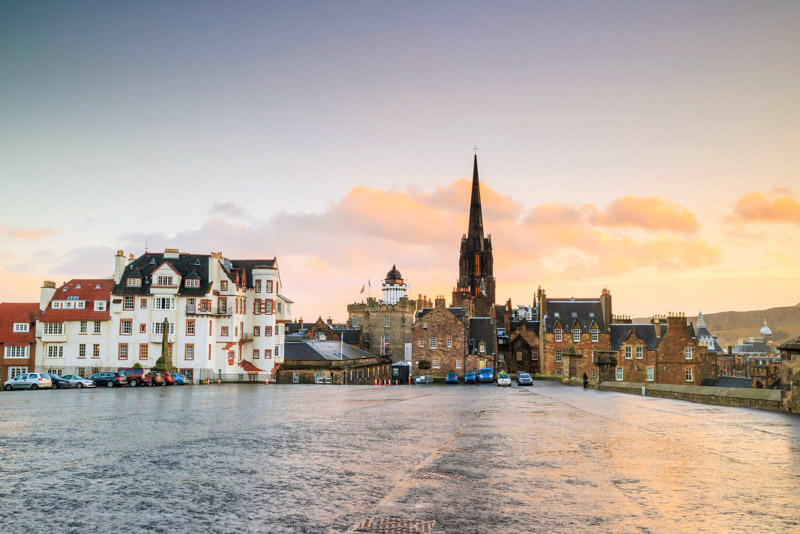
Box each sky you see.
[1,1,799,322]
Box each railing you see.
[241,333,254,342]
[186,306,232,316]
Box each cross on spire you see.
[472,145,479,155]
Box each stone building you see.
[411,297,469,375]
[453,155,495,307]
[778,337,800,413]
[508,319,540,375]
[279,340,391,385]
[347,265,423,363]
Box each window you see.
[140,299,147,309]
[625,346,632,359]
[419,338,424,348]
[277,302,282,314]
[591,328,599,342]
[120,319,132,335]
[80,321,87,334]
[156,275,173,286]
[185,279,200,288]
[384,316,391,328]
[429,337,437,349]
[573,328,581,342]
[12,323,29,333]
[43,323,64,335]
[123,296,134,310]
[554,328,562,342]
[685,347,693,360]
[264,349,272,359]
[221,326,229,337]
[152,322,175,335]
[126,278,141,287]
[455,359,462,369]
[423,322,427,330]
[255,280,262,293]
[266,280,273,293]
[556,370,562,376]
[4,346,28,358]
[265,326,273,336]
[636,346,644,359]
[616,367,623,381]
[479,341,486,353]
[432,358,440,369]
[10,367,27,379]
[52,302,61,309]
[555,350,562,363]
[118,344,128,360]
[685,368,693,382]
[254,326,260,337]
[265,300,273,314]
[185,344,194,360]
[516,351,523,362]
[646,366,654,382]
[94,301,106,312]
[79,344,86,358]
[154,297,175,310]
[93,344,100,358]
[221,281,228,291]
[93,321,101,334]
[139,323,146,334]
[76,301,85,309]
[447,338,452,349]
[186,320,195,336]
[351,316,359,328]
[253,349,260,359]
[47,345,64,358]
[533,348,539,361]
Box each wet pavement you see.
[0,381,798,533]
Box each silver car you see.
[4,373,53,391]
[62,375,96,388]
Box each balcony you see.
[186,306,232,316]
[241,333,254,342]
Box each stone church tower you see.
[453,155,496,306]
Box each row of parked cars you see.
[419,367,535,386]
[3,368,191,391]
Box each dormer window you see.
[13,323,29,333]
[94,301,107,312]
[221,281,228,291]
[156,276,173,286]
[185,279,200,288]
[479,341,486,353]
[52,302,62,309]
[127,278,141,287]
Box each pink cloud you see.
[734,192,800,225]
[0,225,56,240]
[589,196,699,234]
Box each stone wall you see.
[411,303,468,376]
[599,381,783,411]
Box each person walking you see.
[583,371,589,390]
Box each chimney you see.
[538,287,547,318]
[299,317,304,329]
[600,287,612,328]
[113,250,126,284]
[327,316,333,325]
[164,248,180,259]
[435,295,446,309]
[40,280,56,313]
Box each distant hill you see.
[636,304,800,348]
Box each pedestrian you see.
[582,371,588,390]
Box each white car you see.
[496,373,512,387]
[62,375,96,388]
[4,373,53,391]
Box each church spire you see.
[467,154,485,247]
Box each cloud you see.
[588,196,699,234]
[414,179,523,221]
[734,192,800,225]
[209,201,253,221]
[0,225,56,240]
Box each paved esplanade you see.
[1,383,798,533]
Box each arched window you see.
[479,341,486,353]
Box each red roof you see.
[38,279,114,322]
[0,303,38,344]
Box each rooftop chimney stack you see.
[40,280,56,313]
[113,250,126,284]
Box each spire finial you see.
[472,145,479,155]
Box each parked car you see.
[464,371,477,384]
[517,372,533,386]
[445,372,459,384]
[46,373,72,389]
[478,367,494,383]
[62,375,96,388]
[414,375,434,384]
[497,372,511,387]
[119,367,160,387]
[4,373,53,391]
[169,373,190,385]
[159,372,177,385]
[89,372,128,388]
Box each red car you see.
[119,367,163,387]
[151,371,176,385]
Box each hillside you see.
[636,304,800,348]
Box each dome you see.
[385,264,402,281]
[759,319,772,336]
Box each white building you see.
[35,278,115,376]
[381,265,408,305]
[108,249,291,382]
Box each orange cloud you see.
[418,179,523,221]
[0,225,56,239]
[734,192,800,224]
[589,196,699,234]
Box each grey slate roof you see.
[332,327,361,345]
[732,341,773,355]
[544,300,605,333]
[283,340,376,361]
[610,324,662,350]
[415,307,467,320]
[701,376,752,388]
[469,317,496,355]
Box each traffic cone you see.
[265,376,269,385]
[217,377,221,385]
